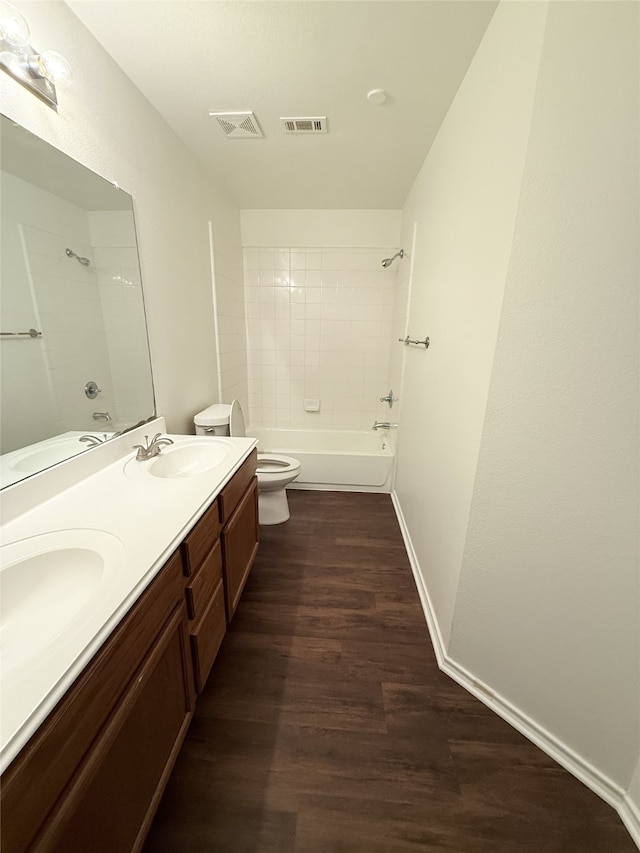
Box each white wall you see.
[241,209,401,248]
[395,0,639,830]
[211,222,249,412]
[1,0,242,434]
[449,0,639,797]
[395,0,548,647]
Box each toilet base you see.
[258,487,291,525]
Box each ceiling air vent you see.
[280,116,328,134]
[209,111,264,139]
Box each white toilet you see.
[194,401,301,525]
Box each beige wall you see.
[1,0,242,434]
[395,0,639,826]
[240,209,401,248]
[450,0,639,794]
[395,0,548,647]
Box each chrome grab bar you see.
[398,335,429,349]
[1,328,42,338]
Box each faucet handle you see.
[379,389,399,407]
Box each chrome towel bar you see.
[399,335,429,349]
[1,328,42,338]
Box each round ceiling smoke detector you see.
[367,89,387,106]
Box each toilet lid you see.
[229,399,246,437]
[257,453,301,474]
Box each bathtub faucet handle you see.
[372,421,397,431]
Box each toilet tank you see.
[194,403,231,436]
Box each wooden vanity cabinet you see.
[219,449,259,621]
[0,450,259,853]
[182,499,226,693]
[0,550,194,853]
[181,448,259,686]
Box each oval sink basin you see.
[124,439,232,479]
[11,436,89,474]
[0,529,125,676]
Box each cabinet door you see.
[221,477,259,620]
[0,552,189,853]
[190,579,227,692]
[30,606,193,853]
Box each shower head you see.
[381,249,404,268]
[65,247,90,267]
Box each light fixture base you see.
[0,36,58,109]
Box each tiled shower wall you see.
[22,223,116,435]
[89,211,154,427]
[244,247,398,429]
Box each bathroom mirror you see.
[0,115,155,488]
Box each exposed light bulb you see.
[0,0,29,46]
[34,49,71,87]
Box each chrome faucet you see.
[133,433,174,461]
[372,421,398,431]
[79,433,109,447]
[92,411,112,422]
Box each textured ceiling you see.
[67,1,498,209]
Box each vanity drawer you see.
[182,499,221,576]
[190,581,226,693]
[184,540,222,621]
[218,450,257,524]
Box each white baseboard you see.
[390,490,639,851]
[620,797,640,849]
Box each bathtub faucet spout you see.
[372,421,397,431]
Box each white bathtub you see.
[249,427,395,492]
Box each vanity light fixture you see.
[0,1,71,110]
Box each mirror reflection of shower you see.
[381,249,404,268]
[65,247,90,266]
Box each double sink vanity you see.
[0,418,260,852]
[0,116,257,851]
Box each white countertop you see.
[0,419,257,773]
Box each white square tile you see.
[259,249,275,268]
[306,251,322,270]
[290,319,305,337]
[275,249,290,269]
[305,302,321,320]
[291,250,306,270]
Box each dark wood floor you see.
[143,491,635,852]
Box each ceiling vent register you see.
[281,117,328,134]
[209,111,264,139]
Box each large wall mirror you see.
[0,115,155,489]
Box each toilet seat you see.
[256,453,300,475]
